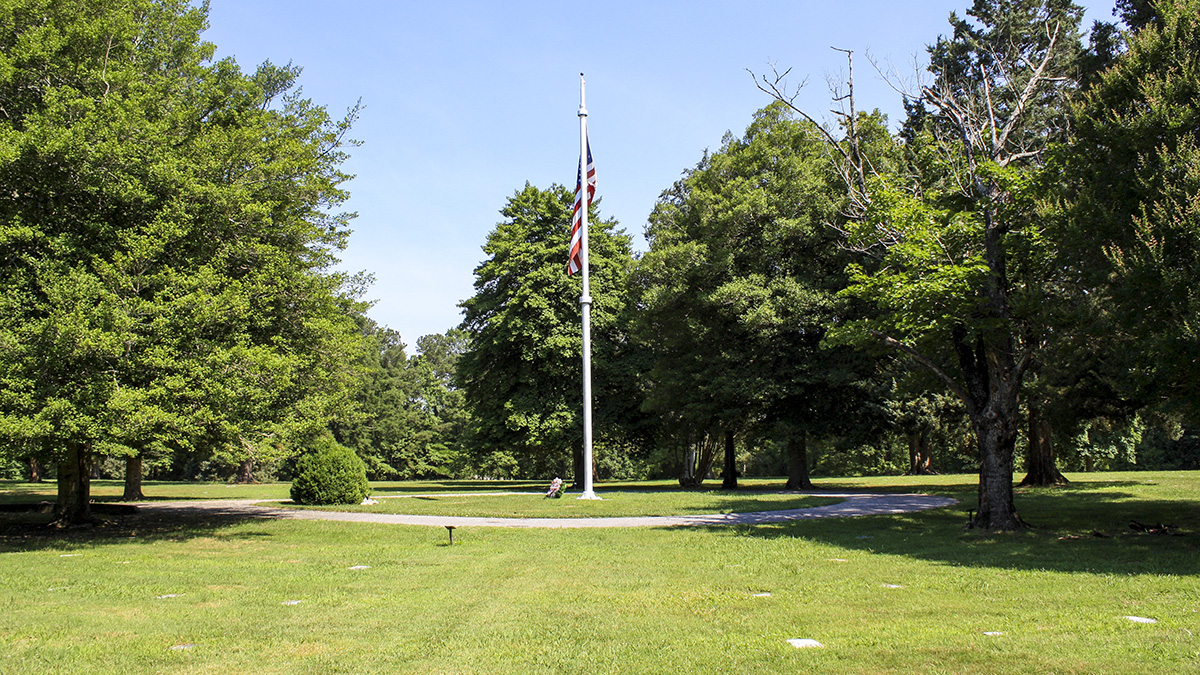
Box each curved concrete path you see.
[132,492,957,529]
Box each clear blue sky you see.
[202,0,1118,350]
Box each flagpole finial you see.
[579,74,588,116]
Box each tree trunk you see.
[907,429,935,475]
[678,441,697,487]
[1020,406,1068,486]
[235,459,255,483]
[721,429,738,490]
[973,416,1022,529]
[29,457,42,483]
[123,455,146,501]
[954,322,1026,531]
[679,433,718,488]
[1083,455,1095,472]
[90,458,102,480]
[54,441,93,525]
[785,433,813,490]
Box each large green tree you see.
[809,0,1086,528]
[458,184,634,480]
[636,103,881,489]
[0,0,364,523]
[1059,0,1200,423]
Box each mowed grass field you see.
[1,472,1198,674]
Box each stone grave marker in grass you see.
[787,639,824,649]
[1125,616,1157,624]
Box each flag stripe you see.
[568,137,595,275]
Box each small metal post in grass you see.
[445,525,456,545]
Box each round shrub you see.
[289,437,370,505]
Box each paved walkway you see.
[132,492,957,529]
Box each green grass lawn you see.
[0,479,295,504]
[1,472,1198,674]
[283,489,841,518]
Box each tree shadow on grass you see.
[0,504,285,553]
[718,486,1200,577]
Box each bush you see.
[290,437,370,505]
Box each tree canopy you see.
[0,0,365,522]
[5,0,1200,520]
[636,102,883,488]
[457,183,635,479]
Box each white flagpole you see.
[578,74,599,500]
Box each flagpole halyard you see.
[577,73,599,500]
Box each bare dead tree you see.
[748,47,874,224]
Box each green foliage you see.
[816,0,1088,528]
[1131,424,1200,470]
[0,0,367,517]
[636,103,880,480]
[811,435,908,477]
[288,436,370,505]
[458,183,636,478]
[1064,415,1145,470]
[336,325,470,480]
[1061,0,1200,421]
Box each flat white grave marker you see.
[787,639,824,649]
[1125,616,1157,624]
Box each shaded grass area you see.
[827,472,1200,536]
[282,491,842,518]
[0,478,690,505]
[0,473,1198,674]
[0,475,926,507]
[0,480,294,505]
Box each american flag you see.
[567,136,595,276]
